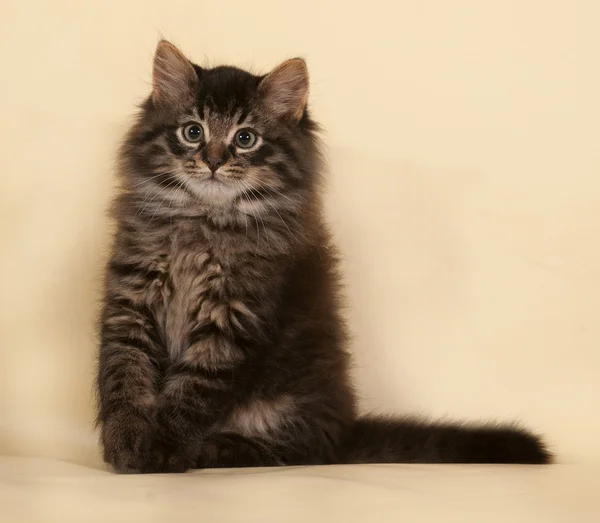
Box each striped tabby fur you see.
[96,41,551,473]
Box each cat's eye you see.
[235,129,258,149]
[182,124,203,143]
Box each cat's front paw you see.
[149,440,196,473]
[101,412,156,474]
[149,404,199,473]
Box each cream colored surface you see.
[1,0,599,479]
[1,458,598,523]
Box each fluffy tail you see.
[339,416,552,464]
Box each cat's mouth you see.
[187,169,233,184]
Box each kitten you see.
[96,40,551,473]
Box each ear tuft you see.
[152,40,197,109]
[259,58,309,122]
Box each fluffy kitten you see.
[96,41,551,473]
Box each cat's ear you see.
[152,40,198,109]
[259,58,309,122]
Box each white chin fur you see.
[187,178,240,205]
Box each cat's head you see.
[120,40,321,222]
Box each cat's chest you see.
[158,242,229,355]
[139,223,279,360]
[167,246,224,297]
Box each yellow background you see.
[1,0,598,467]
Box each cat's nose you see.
[202,142,230,174]
[206,155,224,173]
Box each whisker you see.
[251,186,299,243]
[170,178,190,229]
[238,179,271,250]
[245,178,306,241]
[241,187,263,249]
[130,168,182,189]
[133,171,186,218]
[141,177,183,228]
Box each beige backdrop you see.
[1,0,598,467]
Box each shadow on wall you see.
[325,146,480,414]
